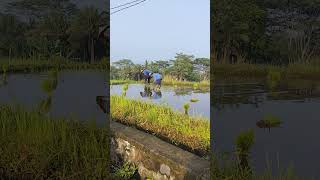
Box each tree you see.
[68,7,100,63]
[212,0,266,63]
[113,59,135,79]
[194,58,210,81]
[0,14,27,59]
[170,53,195,81]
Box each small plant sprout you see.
[267,70,281,90]
[257,114,283,131]
[183,103,190,115]
[190,98,199,102]
[122,83,129,96]
[2,64,8,74]
[193,83,199,90]
[235,129,255,171]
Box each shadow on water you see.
[212,78,320,178]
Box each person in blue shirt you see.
[141,68,152,84]
[152,72,162,87]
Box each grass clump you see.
[0,105,110,179]
[111,79,138,85]
[162,75,209,87]
[257,114,283,130]
[110,95,210,155]
[235,129,255,171]
[183,103,190,115]
[190,98,199,102]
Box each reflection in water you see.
[212,78,320,178]
[256,114,283,132]
[39,96,52,114]
[1,73,8,86]
[0,72,107,125]
[111,84,209,118]
[140,85,162,99]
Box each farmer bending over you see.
[152,72,162,88]
[141,68,152,84]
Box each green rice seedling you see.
[190,98,199,102]
[38,96,52,114]
[235,129,255,171]
[110,95,209,155]
[193,83,199,90]
[41,78,57,95]
[267,70,281,90]
[183,103,190,115]
[257,114,282,131]
[122,83,129,96]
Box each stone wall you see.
[110,121,210,180]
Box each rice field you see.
[0,105,111,179]
[110,95,210,156]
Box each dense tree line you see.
[0,0,109,63]
[212,0,320,65]
[111,53,210,82]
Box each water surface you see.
[0,71,107,125]
[212,78,320,178]
[111,84,210,119]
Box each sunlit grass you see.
[110,95,210,155]
[0,105,110,179]
[162,75,210,87]
[190,98,199,102]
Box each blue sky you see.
[110,0,210,64]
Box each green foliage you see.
[122,83,129,96]
[190,98,199,102]
[111,53,210,82]
[183,103,190,115]
[41,78,57,94]
[113,162,138,179]
[0,105,110,179]
[267,70,281,89]
[111,95,210,154]
[0,1,108,62]
[235,129,255,155]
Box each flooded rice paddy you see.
[110,84,210,119]
[212,78,320,178]
[0,71,107,125]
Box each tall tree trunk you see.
[90,38,95,64]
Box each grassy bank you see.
[110,95,210,156]
[0,105,110,179]
[111,76,210,88]
[0,58,108,73]
[213,63,320,80]
[110,79,138,85]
